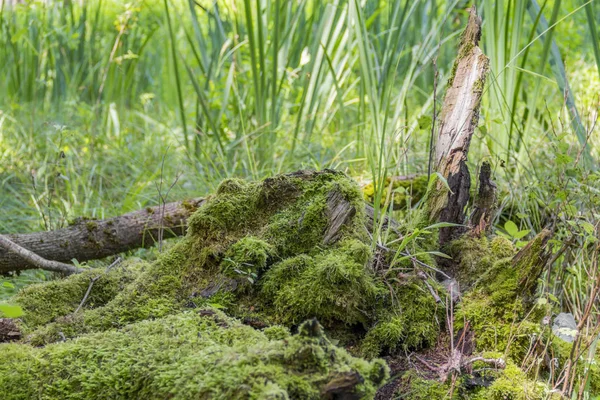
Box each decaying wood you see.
[514,228,553,295]
[322,371,365,399]
[468,161,497,235]
[0,198,204,274]
[0,182,381,274]
[324,190,357,245]
[0,318,21,342]
[428,7,490,245]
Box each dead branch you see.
[0,235,82,274]
[0,198,204,274]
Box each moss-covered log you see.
[0,170,446,399]
[2,8,595,399]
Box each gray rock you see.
[552,312,578,343]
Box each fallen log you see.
[0,198,204,274]
[0,186,390,275]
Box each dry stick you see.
[74,257,122,314]
[417,270,442,303]
[0,234,82,274]
[73,276,101,314]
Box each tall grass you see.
[0,0,598,234]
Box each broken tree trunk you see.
[467,161,497,235]
[427,7,490,245]
[0,198,204,274]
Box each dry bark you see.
[468,161,497,235]
[323,190,357,245]
[0,198,204,274]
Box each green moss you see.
[220,235,275,278]
[395,371,458,399]
[14,171,443,363]
[263,325,290,340]
[361,277,442,358]
[0,309,389,399]
[450,231,556,375]
[452,235,550,359]
[472,363,547,400]
[363,175,428,210]
[260,238,386,327]
[472,77,485,93]
[85,221,98,231]
[14,261,141,333]
[448,236,515,289]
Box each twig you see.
[466,356,506,369]
[0,234,82,274]
[155,147,181,253]
[413,354,439,372]
[74,257,122,314]
[417,270,442,303]
[73,276,101,314]
[427,55,439,180]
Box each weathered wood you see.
[0,235,81,274]
[0,318,21,342]
[427,7,490,244]
[324,190,356,245]
[0,198,204,273]
[468,161,497,235]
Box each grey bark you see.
[0,198,204,274]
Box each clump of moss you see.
[220,235,275,278]
[260,238,385,326]
[361,277,443,358]
[471,362,548,400]
[452,234,549,359]
[0,308,389,399]
[13,260,142,333]
[363,175,429,210]
[447,235,515,289]
[15,170,443,360]
[395,371,458,399]
[263,324,291,340]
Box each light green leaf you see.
[434,172,453,194]
[512,229,530,240]
[537,297,548,306]
[427,251,452,259]
[505,221,519,238]
[582,221,595,235]
[425,222,463,230]
[0,304,24,318]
